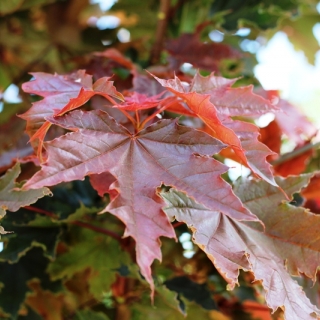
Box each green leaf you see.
[0,163,51,233]
[60,203,100,223]
[0,247,61,319]
[281,15,320,64]
[0,213,61,262]
[177,0,212,33]
[19,0,61,11]
[110,0,158,40]
[74,310,110,320]
[47,225,130,299]
[0,64,12,90]
[210,0,300,31]
[164,276,216,310]
[32,178,103,221]
[0,103,26,125]
[131,285,219,320]
[0,0,24,16]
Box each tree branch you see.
[149,0,171,65]
[71,220,122,241]
[271,141,320,166]
[24,205,122,241]
[24,206,58,219]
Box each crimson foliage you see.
[1,1,320,320]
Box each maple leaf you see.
[132,73,168,96]
[275,98,317,144]
[258,90,318,144]
[20,71,124,158]
[301,173,320,200]
[224,120,277,183]
[134,285,219,319]
[116,91,166,111]
[93,48,136,71]
[129,73,195,117]
[166,33,240,71]
[259,117,314,177]
[153,73,277,185]
[47,225,130,299]
[0,163,51,225]
[23,109,257,293]
[89,172,117,198]
[161,174,320,320]
[75,310,111,320]
[20,71,91,138]
[0,247,61,319]
[190,72,279,118]
[0,116,32,172]
[259,120,282,158]
[273,144,314,177]
[0,214,60,262]
[25,281,65,320]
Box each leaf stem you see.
[71,220,122,241]
[119,109,137,127]
[106,96,137,125]
[271,141,320,166]
[139,99,176,129]
[135,110,140,128]
[105,96,123,105]
[139,105,167,129]
[24,206,58,219]
[24,206,122,241]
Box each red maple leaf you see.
[116,91,166,111]
[161,174,320,319]
[23,109,257,294]
[166,33,241,71]
[261,90,318,144]
[152,72,277,185]
[20,71,124,159]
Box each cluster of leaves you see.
[1,0,320,320]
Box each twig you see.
[24,206,58,219]
[149,0,171,65]
[271,141,320,166]
[71,220,122,241]
[24,205,122,241]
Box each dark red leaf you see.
[115,91,166,111]
[153,73,276,185]
[20,71,124,158]
[23,109,257,294]
[93,48,136,71]
[89,172,117,198]
[161,174,320,319]
[259,90,317,144]
[274,145,313,177]
[190,72,278,117]
[166,34,241,71]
